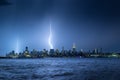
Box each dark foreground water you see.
[0,58,120,80]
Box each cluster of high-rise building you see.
[6,44,120,58]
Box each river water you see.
[0,58,120,80]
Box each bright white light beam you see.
[16,39,19,53]
[48,23,53,49]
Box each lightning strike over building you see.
[48,23,53,49]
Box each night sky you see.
[0,0,120,55]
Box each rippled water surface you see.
[0,58,120,80]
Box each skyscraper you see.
[49,49,55,54]
[24,46,30,57]
[72,43,76,52]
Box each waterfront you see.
[0,58,120,80]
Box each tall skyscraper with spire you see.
[73,43,76,49]
[72,43,76,53]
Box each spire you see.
[72,43,76,48]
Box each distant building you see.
[23,46,31,57]
[80,49,83,53]
[49,49,54,54]
[55,49,59,56]
[72,43,76,53]
[55,49,59,54]
[72,43,76,48]
[31,49,38,58]
[95,48,98,54]
[62,46,64,51]
[42,49,48,57]
[61,46,65,54]
[6,50,18,58]
[100,48,103,53]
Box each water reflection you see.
[0,58,120,80]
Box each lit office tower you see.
[80,49,83,53]
[24,46,30,57]
[94,48,98,54]
[100,48,103,53]
[25,46,28,51]
[49,49,54,54]
[61,46,65,54]
[72,43,76,53]
[62,46,65,52]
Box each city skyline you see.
[0,0,120,55]
[1,1,120,80]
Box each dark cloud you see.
[0,0,11,6]
[62,0,120,22]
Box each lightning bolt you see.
[48,23,53,49]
